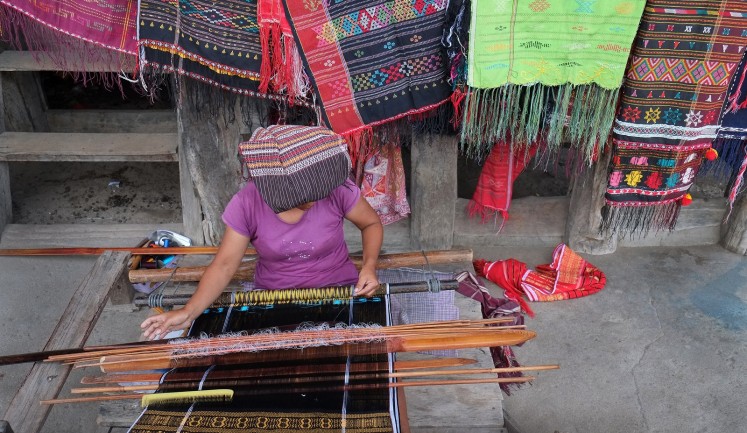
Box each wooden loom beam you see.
[128,248,473,283]
[2,251,130,433]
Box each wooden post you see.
[720,196,747,254]
[409,133,458,250]
[0,71,49,132]
[565,149,617,254]
[2,251,130,433]
[176,81,245,246]
[0,74,10,240]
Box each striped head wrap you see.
[240,125,352,213]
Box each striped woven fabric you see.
[240,125,353,213]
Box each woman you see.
[141,125,383,340]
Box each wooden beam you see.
[2,251,130,433]
[565,149,617,254]
[0,73,9,240]
[0,51,135,73]
[410,133,458,250]
[720,196,747,255]
[129,249,473,283]
[0,132,177,162]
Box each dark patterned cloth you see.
[138,0,267,98]
[603,0,747,234]
[282,0,452,137]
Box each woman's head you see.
[239,125,352,213]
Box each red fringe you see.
[258,25,274,94]
[450,87,466,127]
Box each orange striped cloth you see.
[474,244,606,317]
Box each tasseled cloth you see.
[455,271,525,395]
[602,0,747,235]
[468,142,538,224]
[458,0,646,164]
[281,1,452,145]
[473,244,606,318]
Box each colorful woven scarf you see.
[0,0,138,54]
[281,1,452,138]
[360,142,411,225]
[461,0,646,162]
[138,0,266,98]
[473,244,606,317]
[603,0,747,234]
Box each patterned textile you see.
[474,244,606,317]
[130,294,397,433]
[360,143,411,225]
[282,1,452,138]
[138,0,266,98]
[460,0,646,161]
[0,0,138,53]
[709,50,747,209]
[603,0,747,234]
[468,143,538,223]
[239,125,352,213]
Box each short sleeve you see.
[330,178,361,215]
[222,187,254,238]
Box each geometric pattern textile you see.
[360,143,411,225]
[282,0,452,137]
[0,0,138,54]
[138,0,267,98]
[603,0,747,234]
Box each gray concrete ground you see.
[1,230,745,432]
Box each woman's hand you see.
[140,309,193,340]
[354,265,379,297]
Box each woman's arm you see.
[345,197,383,296]
[140,227,251,339]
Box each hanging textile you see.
[360,142,411,225]
[138,0,269,99]
[708,50,747,211]
[460,0,646,162]
[281,1,452,140]
[468,143,538,224]
[0,0,138,53]
[603,0,747,234]
[129,292,399,433]
[473,244,606,318]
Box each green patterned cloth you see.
[468,0,645,89]
[461,0,646,162]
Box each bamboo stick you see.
[42,376,535,405]
[129,249,474,283]
[0,246,256,256]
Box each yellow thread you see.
[141,389,233,407]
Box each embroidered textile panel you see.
[605,0,747,214]
[467,0,646,89]
[282,0,452,135]
[0,0,138,53]
[138,0,266,97]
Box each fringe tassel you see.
[600,202,681,237]
[460,84,619,165]
[700,137,747,182]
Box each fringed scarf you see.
[360,142,411,225]
[603,0,747,235]
[0,0,137,79]
[137,0,269,99]
[473,244,606,318]
[468,143,538,224]
[281,0,452,141]
[707,50,747,213]
[460,0,646,163]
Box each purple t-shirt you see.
[222,179,360,289]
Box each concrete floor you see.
[1,231,745,432]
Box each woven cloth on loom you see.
[138,0,267,98]
[130,294,398,433]
[281,0,452,137]
[461,0,646,160]
[0,0,138,53]
[603,0,747,234]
